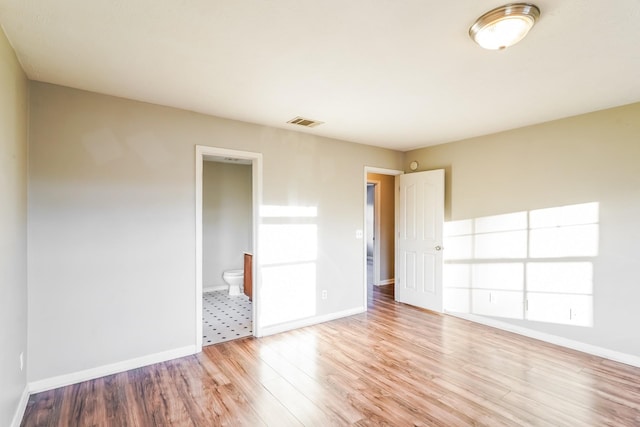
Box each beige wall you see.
[368,173,395,283]
[405,102,640,357]
[0,27,28,426]
[203,161,252,288]
[27,82,403,382]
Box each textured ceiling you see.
[1,0,639,151]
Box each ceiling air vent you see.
[287,116,324,128]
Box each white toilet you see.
[222,269,244,296]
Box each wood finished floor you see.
[21,285,640,426]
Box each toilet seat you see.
[224,269,243,277]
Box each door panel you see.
[405,251,417,290]
[397,169,444,312]
[423,253,436,293]
[404,183,417,239]
[423,181,437,238]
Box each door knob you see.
[435,245,442,251]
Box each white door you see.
[396,169,444,312]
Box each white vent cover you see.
[287,116,324,128]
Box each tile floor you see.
[202,290,252,346]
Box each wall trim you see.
[446,311,640,368]
[259,307,366,337]
[28,345,197,394]
[10,385,30,427]
[203,285,227,293]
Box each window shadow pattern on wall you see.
[443,202,598,327]
[259,205,317,327]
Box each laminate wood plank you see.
[257,325,463,426]
[20,387,64,427]
[20,285,640,426]
[496,391,590,427]
[508,362,640,422]
[291,333,483,425]
[70,378,105,426]
[233,336,358,424]
[468,363,617,425]
[529,364,640,412]
[102,372,139,426]
[163,357,236,425]
[129,365,193,426]
[196,348,269,426]
[205,344,302,426]
[257,344,364,424]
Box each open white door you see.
[396,169,444,312]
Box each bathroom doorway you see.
[202,159,252,346]
[195,146,262,350]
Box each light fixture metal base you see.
[469,3,540,50]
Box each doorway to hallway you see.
[366,182,377,290]
[364,167,402,308]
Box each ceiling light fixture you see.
[469,3,540,50]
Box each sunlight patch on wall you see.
[260,205,318,218]
[261,262,316,326]
[259,206,318,327]
[443,202,598,327]
[261,224,317,265]
[530,202,599,258]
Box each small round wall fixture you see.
[469,3,540,50]
[410,161,419,171]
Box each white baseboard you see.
[259,307,366,337]
[10,385,30,427]
[203,285,227,293]
[28,345,197,394]
[374,279,394,286]
[446,311,640,368]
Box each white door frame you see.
[195,145,263,350]
[366,180,381,287]
[363,166,403,310]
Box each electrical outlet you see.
[19,352,24,372]
[355,229,363,239]
[321,290,328,300]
